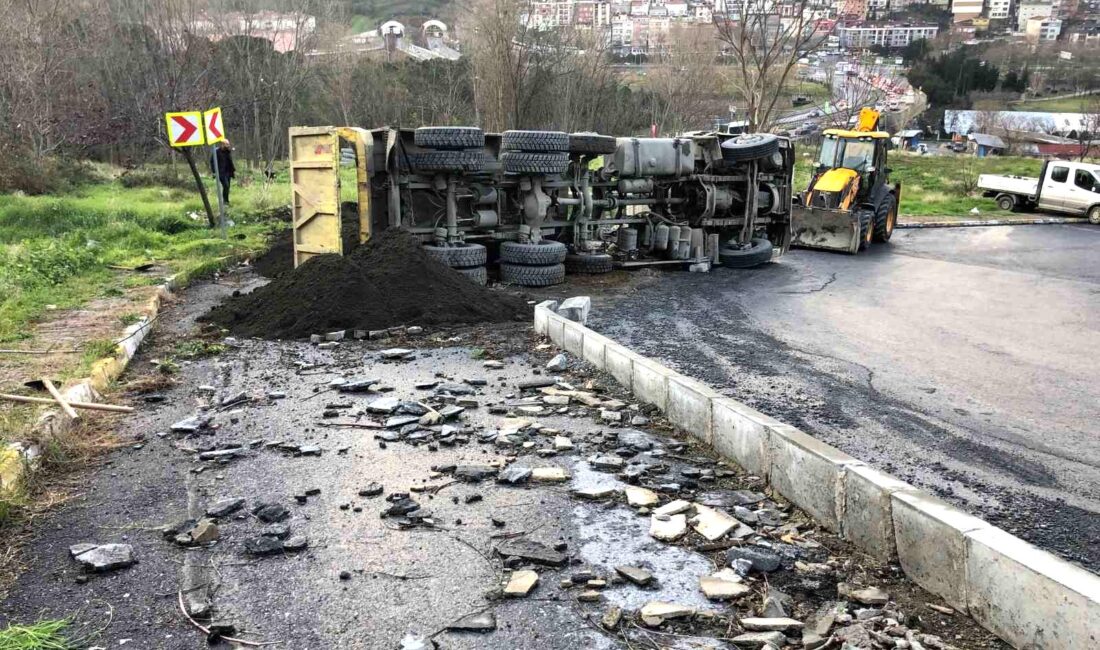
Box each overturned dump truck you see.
[288,125,795,286]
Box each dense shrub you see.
[0,153,96,195]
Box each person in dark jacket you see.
[210,140,236,205]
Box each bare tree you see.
[1076,96,1100,161]
[713,0,831,132]
[647,25,726,134]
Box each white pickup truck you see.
[978,160,1100,224]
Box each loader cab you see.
[807,130,890,209]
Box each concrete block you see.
[581,330,611,371]
[546,314,566,347]
[843,464,918,561]
[562,320,585,356]
[891,491,991,611]
[666,375,719,444]
[767,424,863,533]
[556,296,591,325]
[710,398,773,478]
[631,357,671,411]
[604,344,635,388]
[533,301,559,335]
[965,526,1100,650]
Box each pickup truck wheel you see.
[996,194,1016,212]
[1088,205,1100,224]
[719,238,773,268]
[872,194,896,243]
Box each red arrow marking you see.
[172,115,199,144]
[207,112,222,140]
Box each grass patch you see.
[795,148,1043,217]
[0,163,290,343]
[1011,95,1095,113]
[172,339,227,359]
[0,619,71,649]
[0,619,72,650]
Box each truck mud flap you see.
[790,205,861,255]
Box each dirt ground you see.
[0,266,1007,649]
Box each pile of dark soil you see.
[207,229,530,339]
[251,229,294,278]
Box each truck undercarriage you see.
[289,125,796,285]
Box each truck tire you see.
[501,151,569,175]
[414,126,485,150]
[1090,205,1100,225]
[406,151,484,173]
[565,253,614,274]
[500,240,568,265]
[501,130,569,152]
[857,208,874,251]
[423,243,487,268]
[873,194,896,243]
[721,133,780,162]
[455,266,488,286]
[996,194,1017,212]
[719,238,773,268]
[501,262,566,287]
[568,132,618,155]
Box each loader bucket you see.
[791,204,861,254]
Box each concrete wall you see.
[533,302,1099,650]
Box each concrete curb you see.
[898,217,1088,229]
[534,301,1100,650]
[0,275,179,494]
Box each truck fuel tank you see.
[613,137,693,178]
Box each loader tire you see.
[721,133,780,163]
[423,242,487,268]
[501,130,569,152]
[873,194,896,243]
[407,151,484,173]
[565,253,614,274]
[501,151,569,175]
[500,240,568,265]
[501,262,566,287]
[857,208,874,251]
[455,266,488,286]
[414,126,485,150]
[719,238,773,268]
[568,132,618,155]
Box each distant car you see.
[949,142,967,153]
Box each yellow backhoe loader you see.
[792,108,900,254]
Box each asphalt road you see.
[0,270,1009,649]
[594,224,1100,571]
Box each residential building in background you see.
[951,0,984,21]
[986,0,1012,19]
[1017,0,1054,29]
[1025,15,1063,39]
[837,21,940,46]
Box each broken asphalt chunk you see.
[366,397,401,413]
[730,631,787,648]
[252,502,290,523]
[454,465,497,482]
[726,546,781,574]
[69,543,135,572]
[244,536,283,556]
[385,415,420,428]
[700,569,751,600]
[503,569,539,597]
[380,348,414,360]
[447,611,496,632]
[639,601,694,627]
[649,514,687,541]
[496,539,567,567]
[206,498,245,519]
[615,566,654,586]
[497,466,532,485]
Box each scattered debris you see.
[496,540,567,567]
[556,296,591,325]
[649,514,688,541]
[447,611,496,632]
[615,566,654,587]
[545,354,568,372]
[503,570,539,597]
[699,569,751,600]
[639,601,695,627]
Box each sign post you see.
[204,107,228,240]
[164,111,216,228]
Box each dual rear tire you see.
[499,240,567,287]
